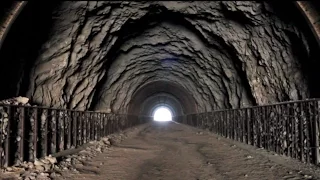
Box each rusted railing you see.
[174,99,320,166]
[0,104,150,167]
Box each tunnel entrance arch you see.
[128,80,197,116]
[140,92,182,117]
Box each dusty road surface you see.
[58,122,320,180]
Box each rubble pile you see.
[1,155,58,180]
[0,96,32,106]
[0,132,128,179]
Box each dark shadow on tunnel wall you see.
[271,1,320,99]
[0,1,60,100]
[0,1,14,26]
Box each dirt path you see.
[59,122,320,180]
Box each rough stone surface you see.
[27,1,313,113]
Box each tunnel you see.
[1,1,320,178]
[1,1,320,117]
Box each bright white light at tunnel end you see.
[153,106,172,122]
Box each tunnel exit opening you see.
[153,106,172,121]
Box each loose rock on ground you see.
[0,130,127,180]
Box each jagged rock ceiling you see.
[2,1,319,115]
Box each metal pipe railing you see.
[174,99,320,166]
[0,105,152,167]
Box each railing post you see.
[258,107,262,148]
[88,113,92,141]
[88,112,91,141]
[110,115,113,134]
[219,113,222,136]
[92,113,96,140]
[230,110,233,139]
[107,115,111,135]
[222,112,225,137]
[259,107,266,148]
[234,110,236,140]
[241,109,245,143]
[96,113,99,140]
[299,103,305,162]
[246,108,251,145]
[97,113,100,140]
[105,114,108,135]
[4,106,11,167]
[116,116,119,132]
[226,111,229,138]
[235,110,238,141]
[84,113,87,143]
[42,109,48,157]
[61,110,66,151]
[27,108,33,161]
[51,110,57,155]
[265,106,270,151]
[73,112,77,148]
[103,114,106,136]
[216,113,219,135]
[289,104,294,158]
[94,113,97,140]
[79,112,83,145]
[217,112,220,135]
[33,108,38,160]
[314,101,320,165]
[98,113,102,140]
[294,103,298,159]
[121,115,124,131]
[86,112,89,142]
[209,112,213,132]
[305,102,311,163]
[81,112,84,145]
[67,111,72,149]
[285,104,290,157]
[116,115,119,132]
[18,107,25,164]
[98,113,101,139]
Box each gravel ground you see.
[58,121,320,180]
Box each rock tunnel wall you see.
[1,1,320,115]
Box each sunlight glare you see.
[153,107,172,121]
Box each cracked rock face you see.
[27,1,314,114]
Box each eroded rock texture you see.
[27,1,312,114]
